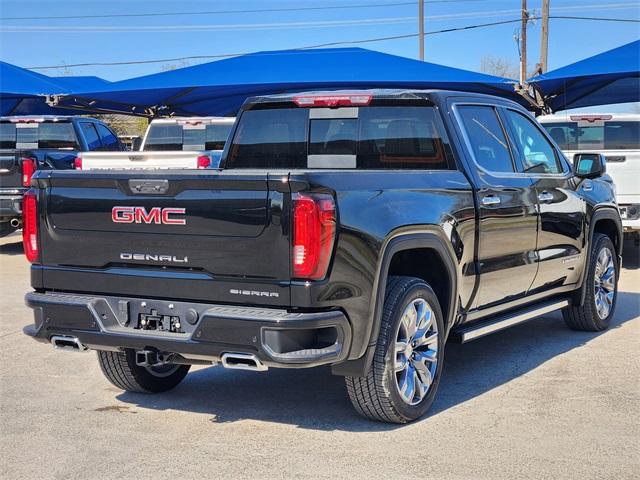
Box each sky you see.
[0,0,638,81]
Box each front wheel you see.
[345,276,445,423]
[97,350,190,393]
[563,233,618,331]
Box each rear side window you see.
[457,105,514,172]
[96,124,119,150]
[541,121,640,151]
[0,123,17,149]
[80,122,102,150]
[226,106,453,170]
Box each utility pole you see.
[519,0,528,84]
[539,0,550,73]
[418,0,424,61]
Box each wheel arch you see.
[575,207,623,307]
[332,227,458,377]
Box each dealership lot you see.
[0,232,638,480]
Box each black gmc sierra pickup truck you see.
[0,115,123,237]
[23,90,622,423]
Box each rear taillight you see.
[22,191,39,263]
[293,94,372,108]
[21,158,35,187]
[197,155,211,169]
[292,193,336,280]
[73,156,82,170]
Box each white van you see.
[539,113,640,235]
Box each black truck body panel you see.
[24,90,621,375]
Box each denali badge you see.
[120,253,188,263]
[112,206,186,225]
[229,289,280,298]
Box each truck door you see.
[502,108,586,292]
[455,104,539,309]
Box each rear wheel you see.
[563,233,618,331]
[345,276,445,423]
[97,349,190,393]
[0,221,16,238]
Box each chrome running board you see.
[453,299,570,343]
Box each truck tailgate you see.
[37,170,291,305]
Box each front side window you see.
[205,123,233,150]
[505,110,561,174]
[226,105,453,170]
[96,124,119,149]
[457,105,514,173]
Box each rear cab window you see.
[225,103,455,170]
[0,120,79,150]
[144,121,234,151]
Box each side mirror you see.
[573,153,606,179]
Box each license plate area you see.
[137,309,183,333]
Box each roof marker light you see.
[293,94,372,108]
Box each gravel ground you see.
[1,232,638,480]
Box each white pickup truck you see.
[76,117,235,170]
[539,113,640,238]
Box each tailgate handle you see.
[128,179,169,194]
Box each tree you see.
[479,55,536,80]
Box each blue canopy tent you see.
[55,48,520,117]
[528,40,640,112]
[0,61,112,116]
[0,61,71,115]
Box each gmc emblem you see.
[112,206,186,225]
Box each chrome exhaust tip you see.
[50,335,88,352]
[10,218,21,228]
[221,352,268,372]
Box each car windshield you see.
[0,121,79,149]
[542,120,640,151]
[144,122,233,151]
[226,105,453,170]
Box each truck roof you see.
[0,115,102,122]
[242,88,524,109]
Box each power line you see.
[26,16,639,70]
[0,0,485,21]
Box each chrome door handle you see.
[481,195,501,206]
[538,191,554,202]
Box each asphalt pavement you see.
[1,232,638,480]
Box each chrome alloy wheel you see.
[594,247,616,320]
[393,298,439,406]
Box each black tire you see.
[563,233,618,331]
[0,221,16,238]
[97,349,190,393]
[345,276,445,423]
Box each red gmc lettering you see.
[111,206,186,225]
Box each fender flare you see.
[332,228,458,377]
[576,207,623,306]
